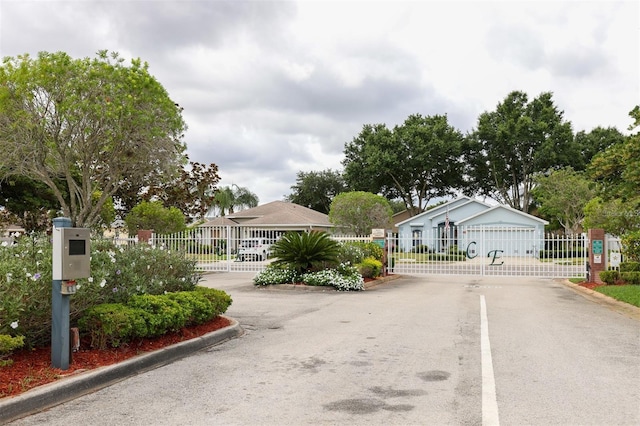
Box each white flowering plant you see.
[0,234,202,347]
[253,265,300,286]
[301,264,364,291]
[254,263,364,291]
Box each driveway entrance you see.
[11,274,639,425]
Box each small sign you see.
[592,240,603,255]
[373,239,385,248]
[594,254,602,264]
[610,252,621,267]
[371,229,385,238]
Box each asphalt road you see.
[8,273,640,426]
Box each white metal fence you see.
[388,226,587,278]
[108,225,591,278]
[121,227,372,273]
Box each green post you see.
[51,217,72,370]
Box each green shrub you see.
[78,304,148,349]
[0,334,25,366]
[0,234,202,348]
[253,264,300,286]
[357,257,382,278]
[621,230,640,262]
[193,287,233,317]
[427,253,467,262]
[620,272,640,285]
[538,249,584,259]
[166,291,215,324]
[128,294,186,337]
[79,288,232,349]
[0,334,25,354]
[337,243,365,265]
[270,231,340,274]
[411,245,429,254]
[620,261,640,272]
[599,270,620,285]
[0,234,54,347]
[338,241,384,264]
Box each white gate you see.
[388,225,587,278]
[151,226,284,273]
[149,227,373,274]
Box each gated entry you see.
[388,225,587,278]
[141,225,587,279]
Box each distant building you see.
[395,196,548,255]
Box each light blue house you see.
[395,196,549,257]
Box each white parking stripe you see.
[481,295,500,426]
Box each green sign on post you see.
[592,240,603,255]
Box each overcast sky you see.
[1,0,638,205]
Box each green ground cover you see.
[595,285,640,308]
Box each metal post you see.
[51,217,72,370]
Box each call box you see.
[52,227,91,280]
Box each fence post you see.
[587,229,605,283]
[137,229,153,244]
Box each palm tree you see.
[213,184,259,216]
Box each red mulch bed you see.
[578,281,602,290]
[577,281,628,290]
[0,316,231,399]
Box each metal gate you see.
[150,226,283,273]
[135,225,587,279]
[387,225,587,278]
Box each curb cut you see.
[561,280,640,321]
[0,317,243,424]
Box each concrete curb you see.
[0,317,243,424]
[562,280,640,321]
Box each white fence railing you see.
[106,225,591,278]
[388,226,587,278]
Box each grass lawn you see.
[595,285,640,308]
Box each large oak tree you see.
[583,106,640,235]
[0,51,187,227]
[343,114,465,214]
[285,169,346,214]
[464,91,574,212]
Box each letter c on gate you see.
[466,241,477,259]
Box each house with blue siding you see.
[395,196,548,256]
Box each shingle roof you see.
[201,201,332,227]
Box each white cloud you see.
[0,0,637,205]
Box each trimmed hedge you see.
[539,249,584,259]
[599,270,620,285]
[620,272,640,285]
[428,253,467,262]
[78,304,149,349]
[357,257,383,278]
[620,262,640,272]
[78,287,232,349]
